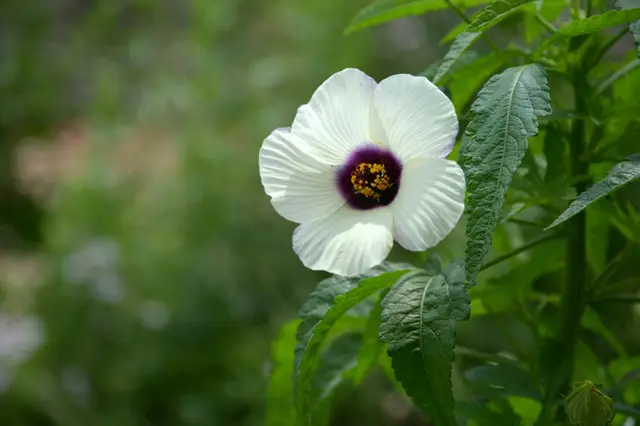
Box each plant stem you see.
[537,71,590,424]
[478,233,562,273]
[536,14,558,34]
[455,346,521,365]
[596,58,640,95]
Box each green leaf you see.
[543,124,567,184]
[266,319,300,426]
[346,0,492,34]
[582,306,628,358]
[460,64,552,286]
[449,52,505,110]
[295,269,411,423]
[464,364,543,401]
[546,154,640,230]
[617,0,640,57]
[537,8,640,52]
[294,262,413,380]
[434,32,482,84]
[352,292,387,385]
[312,332,361,402]
[378,266,470,426]
[467,0,538,32]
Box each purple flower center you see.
[336,145,402,210]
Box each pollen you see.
[350,162,393,202]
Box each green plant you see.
[266,0,640,424]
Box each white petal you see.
[291,68,378,165]
[259,128,344,223]
[374,74,458,163]
[391,157,465,251]
[292,206,394,276]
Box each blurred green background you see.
[1,1,639,425]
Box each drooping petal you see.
[390,157,465,251]
[291,68,378,165]
[259,128,344,224]
[374,74,458,163]
[292,206,394,276]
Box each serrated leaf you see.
[464,364,543,401]
[449,52,505,110]
[266,320,300,426]
[467,0,538,32]
[352,292,387,385]
[294,262,413,381]
[378,266,470,426]
[434,32,482,84]
[312,332,361,402]
[537,8,640,52]
[295,269,411,423]
[546,154,640,229]
[617,0,640,57]
[346,0,492,34]
[460,64,551,286]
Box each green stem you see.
[592,295,640,304]
[536,14,558,34]
[478,233,562,273]
[596,58,640,95]
[536,71,590,425]
[455,346,521,365]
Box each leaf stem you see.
[592,295,640,304]
[478,233,562,273]
[596,58,640,95]
[454,346,520,365]
[536,14,558,34]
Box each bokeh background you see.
[2,1,639,425]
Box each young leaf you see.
[295,269,410,423]
[537,8,640,52]
[617,0,640,57]
[546,154,640,230]
[346,0,492,34]
[352,292,387,385]
[460,64,551,286]
[266,319,301,426]
[434,32,482,84]
[466,0,538,32]
[378,267,471,426]
[312,332,362,402]
[294,262,413,380]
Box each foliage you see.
[268,0,640,424]
[2,0,640,425]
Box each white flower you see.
[259,68,465,277]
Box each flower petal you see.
[292,206,394,276]
[374,74,458,163]
[390,157,465,251]
[259,128,344,223]
[292,68,378,165]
